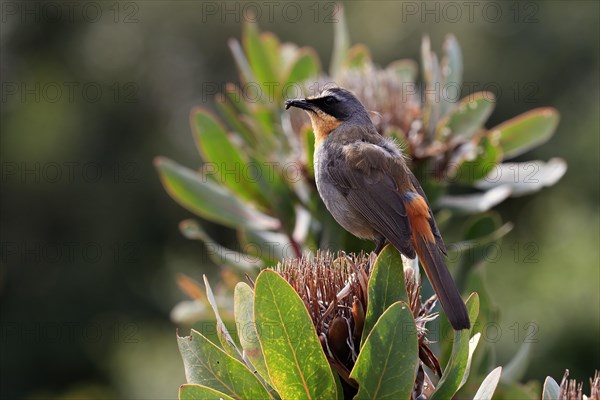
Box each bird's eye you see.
[324,96,338,105]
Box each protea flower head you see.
[559,369,600,400]
[274,250,441,397]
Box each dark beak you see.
[285,98,315,111]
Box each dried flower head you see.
[273,250,441,394]
[559,369,600,400]
[337,63,422,139]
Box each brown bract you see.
[559,369,600,400]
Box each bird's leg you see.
[367,236,387,274]
[373,236,387,255]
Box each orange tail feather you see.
[405,194,470,330]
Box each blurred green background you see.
[1,1,598,398]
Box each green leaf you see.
[542,376,560,400]
[501,340,533,382]
[234,283,272,387]
[171,300,207,325]
[430,293,479,400]
[361,244,409,345]
[459,332,481,389]
[223,82,250,115]
[253,106,276,138]
[437,185,512,214]
[414,165,447,205]
[228,39,254,85]
[465,211,501,240]
[177,329,271,399]
[437,92,496,140]
[179,219,263,271]
[475,158,567,197]
[344,44,372,70]
[243,23,277,96]
[285,49,320,87]
[179,384,235,400]
[254,270,338,400]
[386,59,418,83]
[496,381,540,399]
[441,34,463,89]
[452,136,502,185]
[190,108,267,206]
[154,157,280,231]
[472,367,502,400]
[492,107,560,159]
[302,127,316,178]
[464,267,501,374]
[452,212,512,289]
[421,35,442,138]
[440,34,463,116]
[203,276,243,361]
[454,217,513,255]
[421,35,434,89]
[279,43,301,74]
[260,32,281,83]
[238,228,292,264]
[214,94,256,145]
[329,3,349,77]
[245,158,298,234]
[350,301,419,400]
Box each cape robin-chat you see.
[285,87,470,330]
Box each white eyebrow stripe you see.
[307,88,341,100]
[320,88,343,99]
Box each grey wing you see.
[326,153,416,259]
[408,173,447,255]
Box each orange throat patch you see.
[308,111,341,145]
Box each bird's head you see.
[285,87,371,143]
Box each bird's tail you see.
[414,235,470,330]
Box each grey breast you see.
[314,141,376,241]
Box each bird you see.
[285,87,470,330]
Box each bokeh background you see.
[1,1,598,398]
